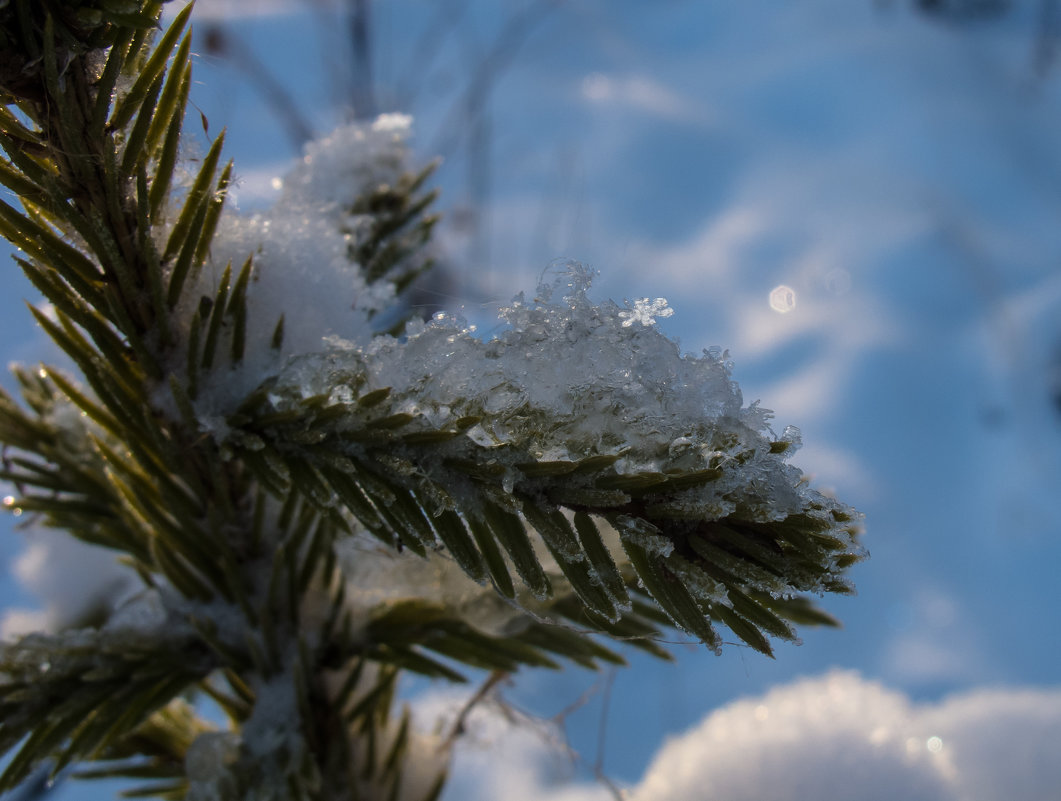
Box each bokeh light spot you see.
[769,284,797,313]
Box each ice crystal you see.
[619,297,675,328]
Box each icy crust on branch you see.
[335,536,526,638]
[172,114,418,421]
[271,263,818,525]
[240,262,864,642]
[0,625,213,786]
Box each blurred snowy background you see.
[5,0,1061,798]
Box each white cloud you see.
[423,671,1061,801]
[789,440,877,500]
[1,529,137,640]
[880,587,996,687]
[165,0,337,22]
[885,632,981,686]
[411,688,611,801]
[631,671,951,801]
[580,73,713,126]
[626,206,768,294]
[754,353,847,422]
[919,688,1061,801]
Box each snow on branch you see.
[222,245,863,652]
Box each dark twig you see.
[347,0,376,119]
[441,670,509,748]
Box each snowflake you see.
[619,297,675,328]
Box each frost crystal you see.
[619,297,675,328]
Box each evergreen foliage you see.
[0,3,864,799]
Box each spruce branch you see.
[0,626,212,791]
[0,2,865,799]
[225,274,863,657]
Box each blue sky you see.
[4,1,1061,798]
